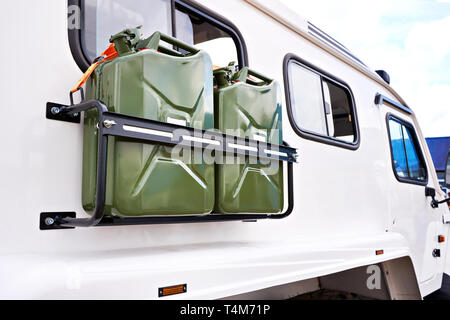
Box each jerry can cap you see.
[109,26,142,55]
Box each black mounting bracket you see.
[46,102,81,124]
[43,99,298,230]
[40,212,76,230]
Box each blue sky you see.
[280,0,450,137]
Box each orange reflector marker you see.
[159,284,187,297]
[376,250,384,256]
[438,235,445,243]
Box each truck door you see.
[379,100,441,283]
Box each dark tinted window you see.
[389,120,409,178]
[323,80,355,141]
[388,117,427,183]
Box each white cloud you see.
[405,16,450,68]
[279,0,450,137]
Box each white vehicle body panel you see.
[0,0,448,299]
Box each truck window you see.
[387,116,427,184]
[82,0,173,62]
[284,54,359,150]
[174,8,238,67]
[287,63,327,136]
[77,0,245,69]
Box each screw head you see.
[103,120,117,129]
[51,107,60,115]
[45,217,55,226]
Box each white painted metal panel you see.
[0,0,447,299]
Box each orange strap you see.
[71,44,119,93]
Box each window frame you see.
[283,53,361,150]
[386,113,429,186]
[68,0,249,72]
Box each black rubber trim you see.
[385,113,429,186]
[283,53,361,151]
[68,0,90,72]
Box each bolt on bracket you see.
[46,102,81,124]
[40,212,77,230]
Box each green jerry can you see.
[82,28,215,217]
[213,64,284,214]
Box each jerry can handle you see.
[160,33,200,55]
[247,69,273,85]
[233,67,273,85]
[139,32,200,56]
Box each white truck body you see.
[0,0,448,299]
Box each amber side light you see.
[159,284,187,297]
[376,250,384,255]
[438,235,445,243]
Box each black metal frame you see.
[283,53,361,151]
[68,0,249,72]
[41,100,297,230]
[385,113,428,186]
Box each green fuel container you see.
[214,65,284,214]
[82,29,215,217]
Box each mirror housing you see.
[425,187,436,198]
[446,151,450,189]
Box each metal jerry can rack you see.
[41,94,298,230]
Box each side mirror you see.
[425,187,436,198]
[446,151,450,189]
[426,153,450,209]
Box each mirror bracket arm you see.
[426,187,450,209]
[435,198,450,206]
